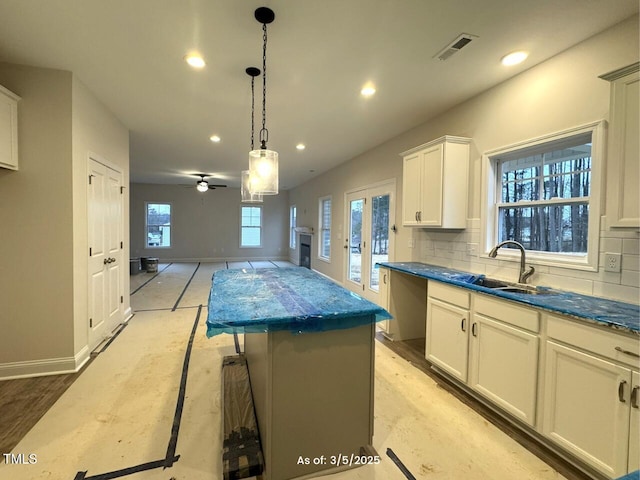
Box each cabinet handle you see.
[461,318,466,332]
[619,380,627,403]
[418,211,422,221]
[615,346,640,358]
[471,322,477,337]
[383,273,387,285]
[415,211,418,221]
[632,386,639,409]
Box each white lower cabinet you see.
[426,298,469,381]
[542,340,635,478]
[629,371,640,474]
[426,283,470,382]
[469,313,539,426]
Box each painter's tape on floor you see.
[73,306,202,480]
[386,448,416,480]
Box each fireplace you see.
[299,234,311,269]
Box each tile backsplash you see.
[412,217,640,304]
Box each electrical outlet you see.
[604,253,622,273]
[408,238,415,248]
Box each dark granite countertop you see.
[377,262,640,335]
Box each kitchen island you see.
[207,267,390,480]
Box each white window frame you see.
[318,196,332,262]
[480,121,604,272]
[289,205,297,249]
[240,205,263,248]
[145,202,172,248]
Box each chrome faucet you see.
[488,240,535,284]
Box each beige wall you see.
[130,183,289,261]
[72,76,130,355]
[0,64,75,368]
[289,16,639,303]
[0,64,130,378]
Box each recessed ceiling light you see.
[185,53,206,69]
[501,51,528,66]
[361,83,376,97]
[296,143,306,150]
[209,135,221,143]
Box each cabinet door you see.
[376,268,390,333]
[418,143,443,226]
[469,314,538,426]
[426,297,468,381]
[606,67,639,228]
[542,341,631,478]
[402,152,422,226]
[0,86,19,170]
[629,370,640,474]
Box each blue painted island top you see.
[377,262,640,335]
[206,267,391,337]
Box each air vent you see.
[434,33,478,61]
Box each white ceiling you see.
[0,1,637,189]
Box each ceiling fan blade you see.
[209,184,227,188]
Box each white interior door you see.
[345,181,395,304]
[88,157,123,350]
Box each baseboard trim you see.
[158,256,291,263]
[0,355,80,381]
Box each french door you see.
[345,181,395,304]
[88,157,123,350]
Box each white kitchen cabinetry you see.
[377,267,390,333]
[382,269,427,341]
[426,282,470,381]
[629,370,640,474]
[600,62,639,228]
[0,84,20,170]
[401,136,470,228]
[469,295,539,427]
[542,314,640,478]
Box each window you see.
[240,205,262,247]
[482,121,603,270]
[289,205,297,249]
[319,196,331,260]
[146,203,171,247]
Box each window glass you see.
[496,137,592,255]
[241,206,262,247]
[146,203,171,247]
[319,197,331,260]
[290,205,297,249]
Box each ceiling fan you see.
[194,174,227,192]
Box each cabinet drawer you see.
[428,281,469,309]
[474,294,539,333]
[547,314,640,367]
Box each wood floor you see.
[375,333,592,480]
[0,358,94,455]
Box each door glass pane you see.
[369,194,390,291]
[348,199,363,283]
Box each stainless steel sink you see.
[472,277,557,295]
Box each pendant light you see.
[241,67,263,203]
[249,6,278,195]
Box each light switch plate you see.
[604,253,622,273]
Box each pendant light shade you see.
[241,170,263,202]
[249,148,278,195]
[196,180,209,192]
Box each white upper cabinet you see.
[0,84,20,171]
[401,136,470,228]
[600,62,639,228]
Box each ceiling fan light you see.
[196,180,209,192]
[241,170,263,203]
[249,148,279,195]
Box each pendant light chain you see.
[260,22,269,148]
[251,74,256,150]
